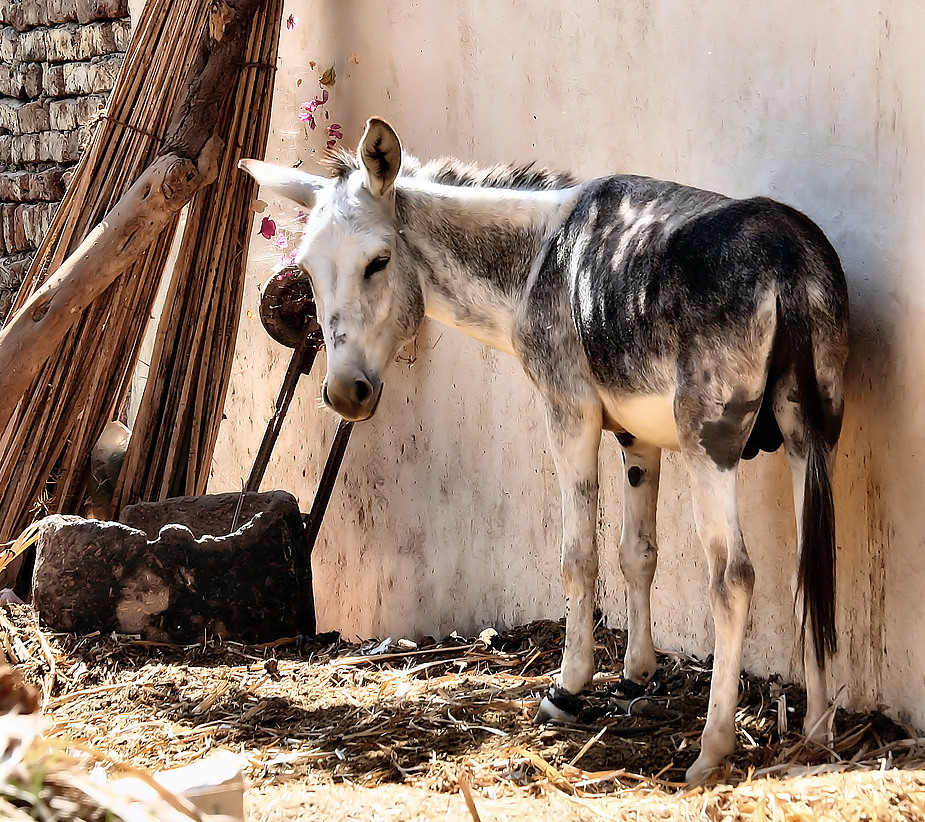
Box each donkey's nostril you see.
[355,378,372,404]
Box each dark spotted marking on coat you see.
[616,431,636,447]
[239,117,849,783]
[699,390,763,470]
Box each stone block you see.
[0,0,128,31]
[0,249,30,289]
[0,0,80,32]
[43,54,122,96]
[76,0,129,25]
[17,201,57,246]
[0,62,43,98]
[32,491,316,643]
[0,97,50,134]
[0,128,86,163]
[48,93,107,131]
[0,166,67,201]
[0,26,20,62]
[16,20,131,62]
[0,202,30,252]
[0,287,14,322]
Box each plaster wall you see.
[211,1,925,728]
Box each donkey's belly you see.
[602,390,681,451]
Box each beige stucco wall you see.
[211,1,925,728]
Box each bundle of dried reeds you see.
[0,0,280,552]
[114,0,283,506]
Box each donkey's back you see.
[521,175,847,454]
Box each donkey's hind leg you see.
[535,399,603,723]
[675,368,766,783]
[616,435,661,683]
[681,450,756,784]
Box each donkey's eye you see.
[364,255,390,279]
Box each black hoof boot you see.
[534,685,582,724]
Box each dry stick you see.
[55,237,182,512]
[246,336,319,492]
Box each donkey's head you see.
[240,119,424,421]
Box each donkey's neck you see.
[395,180,580,355]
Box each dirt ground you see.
[2,603,925,820]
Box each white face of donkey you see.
[240,119,424,421]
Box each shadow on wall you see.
[763,121,907,714]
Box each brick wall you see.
[0,0,130,320]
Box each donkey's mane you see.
[325,150,577,191]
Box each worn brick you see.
[0,0,80,32]
[16,20,130,62]
[0,97,50,134]
[0,288,14,322]
[17,201,57,246]
[0,62,43,97]
[48,93,107,131]
[76,0,129,25]
[42,54,121,96]
[0,166,67,201]
[0,250,31,290]
[0,129,87,163]
[0,25,18,61]
[0,205,10,253]
[1,202,29,252]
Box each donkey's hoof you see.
[684,751,729,785]
[534,685,581,724]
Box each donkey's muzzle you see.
[322,371,383,421]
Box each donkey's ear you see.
[358,118,401,197]
[238,159,326,209]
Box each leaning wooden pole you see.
[0,146,219,426]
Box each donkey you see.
[240,118,849,782]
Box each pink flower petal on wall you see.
[286,14,299,29]
[259,216,276,239]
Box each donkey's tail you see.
[775,221,845,667]
[798,428,838,665]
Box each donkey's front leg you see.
[535,402,603,723]
[617,436,661,684]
